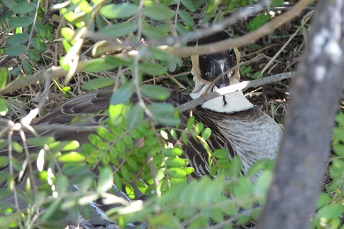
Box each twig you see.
[168,0,314,56]
[260,10,314,77]
[178,72,296,113]
[85,0,269,52]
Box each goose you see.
[0,31,283,227]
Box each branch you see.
[177,72,295,113]
[258,0,344,228]
[168,0,314,56]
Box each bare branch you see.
[258,0,344,228]
[178,72,295,113]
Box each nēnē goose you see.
[180,32,283,176]
[0,31,283,226]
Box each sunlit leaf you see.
[58,152,85,162]
[163,147,182,157]
[0,68,8,90]
[166,158,187,167]
[202,128,212,140]
[48,140,80,151]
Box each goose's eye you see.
[228,48,234,56]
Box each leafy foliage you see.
[0,0,337,229]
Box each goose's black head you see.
[191,31,240,90]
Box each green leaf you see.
[181,0,196,12]
[213,148,229,159]
[317,204,344,219]
[8,17,34,28]
[254,170,272,199]
[140,85,171,100]
[168,168,186,178]
[114,173,122,190]
[109,103,128,125]
[0,68,8,90]
[82,78,115,90]
[178,9,194,26]
[153,112,180,126]
[333,144,344,157]
[31,38,46,52]
[27,137,54,147]
[81,56,127,73]
[187,116,195,132]
[202,128,212,140]
[163,147,182,157]
[0,156,9,167]
[121,164,131,181]
[0,98,7,117]
[247,13,270,32]
[126,157,139,170]
[48,140,80,151]
[71,0,92,13]
[194,122,204,135]
[139,62,167,75]
[316,193,331,209]
[27,49,41,62]
[110,81,135,105]
[12,141,23,153]
[271,0,284,7]
[144,3,175,21]
[12,2,36,14]
[99,22,137,38]
[61,27,75,43]
[58,152,85,162]
[6,34,29,45]
[166,158,187,167]
[247,159,274,177]
[228,156,242,177]
[97,167,113,193]
[127,104,144,130]
[22,60,32,75]
[2,0,17,8]
[142,23,167,39]
[145,46,172,61]
[147,103,174,116]
[5,45,26,57]
[100,3,138,19]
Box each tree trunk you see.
[257,1,344,229]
